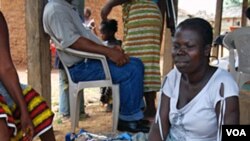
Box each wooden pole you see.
[161,28,173,78]
[25,0,51,107]
[212,0,223,59]
[241,0,248,27]
[161,0,178,78]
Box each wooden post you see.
[161,0,178,78]
[25,0,51,107]
[241,0,248,27]
[161,28,173,78]
[212,0,223,59]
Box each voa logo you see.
[226,129,246,136]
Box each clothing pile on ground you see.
[65,129,148,141]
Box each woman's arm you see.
[216,96,239,124]
[215,82,239,125]
[101,0,130,20]
[148,94,170,141]
[0,11,34,139]
[0,12,27,112]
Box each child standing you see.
[99,19,122,112]
[100,19,122,48]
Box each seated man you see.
[43,0,149,133]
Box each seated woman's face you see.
[172,28,206,74]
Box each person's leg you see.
[59,69,70,117]
[59,69,85,117]
[109,58,145,121]
[144,91,156,119]
[69,58,149,132]
[39,127,56,141]
[69,58,144,120]
[0,119,10,141]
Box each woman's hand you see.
[21,111,34,141]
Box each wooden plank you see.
[161,28,173,79]
[160,0,177,79]
[212,0,223,59]
[25,0,51,107]
[241,0,248,27]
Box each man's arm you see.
[70,36,129,66]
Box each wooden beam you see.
[25,0,51,107]
[161,0,178,78]
[241,0,248,27]
[161,28,173,78]
[212,0,223,59]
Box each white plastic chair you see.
[223,27,250,88]
[51,38,120,133]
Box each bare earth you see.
[17,68,114,141]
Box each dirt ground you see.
[17,68,116,141]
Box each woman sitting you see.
[0,11,55,141]
[148,18,239,141]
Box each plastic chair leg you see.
[75,92,81,128]
[69,90,79,133]
[111,85,119,132]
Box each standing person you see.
[148,18,239,141]
[83,7,97,35]
[101,0,166,121]
[43,0,149,133]
[0,11,55,141]
[99,19,122,112]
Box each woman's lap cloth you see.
[0,86,54,140]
